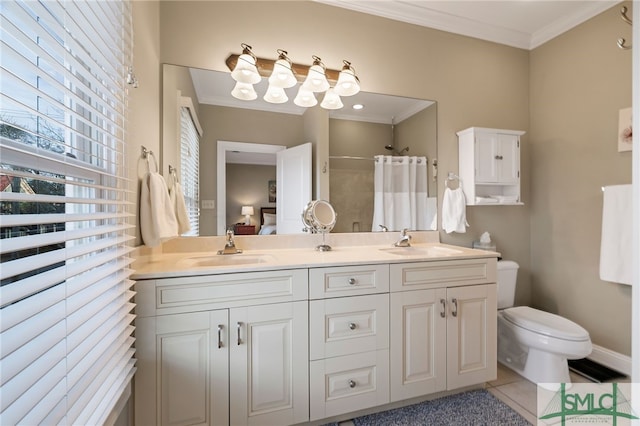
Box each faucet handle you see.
[401,228,410,237]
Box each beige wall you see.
[529,3,633,355]
[133,1,633,355]
[226,164,276,231]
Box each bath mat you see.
[568,358,626,383]
[323,389,529,426]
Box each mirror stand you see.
[302,200,337,251]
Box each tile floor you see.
[487,363,630,425]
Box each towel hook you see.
[168,164,179,183]
[617,6,632,50]
[141,146,158,173]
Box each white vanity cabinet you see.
[134,269,309,426]
[457,127,525,205]
[308,264,390,421]
[389,259,497,402]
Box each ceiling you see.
[314,0,622,50]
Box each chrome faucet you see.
[218,229,243,255]
[393,228,412,247]
[378,224,389,232]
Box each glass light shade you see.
[263,84,288,104]
[231,81,257,100]
[268,59,297,88]
[333,68,360,96]
[294,87,318,107]
[320,88,343,110]
[302,64,330,92]
[231,53,261,84]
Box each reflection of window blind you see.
[0,1,135,424]
[180,106,200,236]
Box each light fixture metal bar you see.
[225,54,340,83]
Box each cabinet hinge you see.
[518,171,520,178]
[517,140,520,148]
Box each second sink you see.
[178,254,275,268]
[379,245,464,257]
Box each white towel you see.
[140,172,178,247]
[599,184,632,285]
[170,181,191,235]
[442,187,469,233]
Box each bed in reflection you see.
[258,207,277,235]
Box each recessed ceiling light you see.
[352,104,364,110]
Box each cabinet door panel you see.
[390,289,446,402]
[497,134,519,183]
[446,284,497,390]
[135,310,229,426]
[230,302,308,426]
[474,133,499,183]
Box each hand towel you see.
[170,181,191,235]
[442,187,469,233]
[599,184,632,285]
[140,172,178,247]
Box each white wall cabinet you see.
[457,127,525,205]
[389,260,497,402]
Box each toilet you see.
[496,260,592,384]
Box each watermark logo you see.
[537,382,638,425]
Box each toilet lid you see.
[502,306,590,341]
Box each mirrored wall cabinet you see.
[457,127,525,206]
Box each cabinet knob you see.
[348,322,357,330]
[348,278,356,285]
[348,379,356,388]
[495,155,503,160]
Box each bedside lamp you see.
[241,205,254,225]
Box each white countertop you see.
[132,242,499,280]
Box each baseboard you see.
[587,344,632,377]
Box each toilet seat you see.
[502,306,590,342]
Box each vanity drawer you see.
[135,269,308,316]
[309,264,389,299]
[309,349,389,421]
[390,258,496,292]
[309,294,389,360]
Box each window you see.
[179,97,202,236]
[0,1,135,424]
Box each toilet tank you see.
[497,260,519,309]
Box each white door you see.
[474,133,499,183]
[390,288,447,402]
[230,301,309,426]
[446,284,497,390]
[135,310,230,426]
[276,143,312,234]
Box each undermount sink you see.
[177,254,275,268]
[379,245,464,257]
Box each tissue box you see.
[473,241,496,252]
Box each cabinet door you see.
[229,301,309,426]
[497,134,519,184]
[474,133,499,183]
[446,284,497,390]
[135,310,229,426]
[390,288,447,402]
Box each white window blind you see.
[179,101,201,236]
[0,1,136,425]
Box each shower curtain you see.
[372,155,429,232]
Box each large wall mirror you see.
[162,64,438,236]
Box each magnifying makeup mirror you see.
[302,200,337,251]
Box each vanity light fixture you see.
[231,43,261,84]
[320,88,343,110]
[301,56,330,92]
[225,44,361,110]
[268,50,297,88]
[333,60,360,96]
